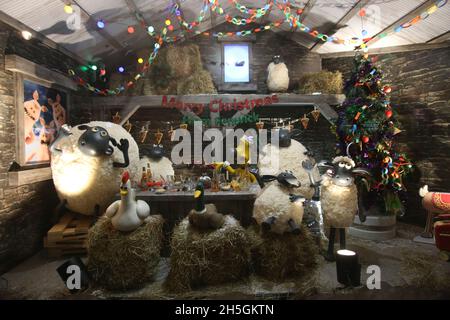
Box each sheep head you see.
[318,156,371,188]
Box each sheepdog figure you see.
[318,156,370,261]
[266,55,289,93]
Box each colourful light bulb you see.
[137,58,144,64]
[128,26,135,34]
[97,20,105,29]
[118,66,125,73]
[64,4,73,14]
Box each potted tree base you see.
[349,190,400,241]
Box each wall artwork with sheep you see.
[21,78,68,165]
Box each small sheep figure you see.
[253,171,305,235]
[258,128,320,199]
[50,121,140,216]
[139,143,174,181]
[318,156,370,261]
[267,55,289,93]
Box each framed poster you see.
[17,75,69,166]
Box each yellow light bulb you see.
[165,19,171,26]
[137,58,144,64]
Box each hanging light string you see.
[68,0,448,96]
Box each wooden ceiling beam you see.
[70,0,124,51]
[364,0,437,47]
[427,30,450,44]
[310,0,371,52]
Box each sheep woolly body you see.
[320,175,358,228]
[258,139,320,199]
[138,156,174,179]
[253,183,304,235]
[267,62,289,92]
[51,121,140,216]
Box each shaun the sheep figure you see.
[318,156,370,261]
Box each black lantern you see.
[335,249,361,287]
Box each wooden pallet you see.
[44,212,93,258]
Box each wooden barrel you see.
[349,215,396,241]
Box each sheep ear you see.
[353,167,371,178]
[77,125,90,131]
[317,160,334,170]
[261,175,277,182]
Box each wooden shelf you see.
[8,167,52,187]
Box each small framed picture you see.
[16,74,70,166]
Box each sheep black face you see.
[78,125,113,156]
[262,171,301,188]
[278,128,301,148]
[272,55,283,65]
[77,124,130,168]
[318,157,370,187]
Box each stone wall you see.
[322,46,450,225]
[0,23,81,274]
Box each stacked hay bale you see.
[247,224,318,280]
[149,44,217,95]
[296,70,343,94]
[87,215,164,291]
[165,215,251,293]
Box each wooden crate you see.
[44,212,93,258]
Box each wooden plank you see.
[8,167,52,187]
[364,0,437,48]
[320,41,450,58]
[5,55,78,91]
[310,0,371,52]
[299,0,317,23]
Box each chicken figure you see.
[105,171,150,232]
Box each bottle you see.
[140,167,148,191]
[146,163,152,181]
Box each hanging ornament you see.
[168,126,175,141]
[362,136,369,143]
[155,129,163,144]
[256,121,264,130]
[393,127,403,135]
[139,125,149,143]
[311,108,321,122]
[124,120,133,132]
[385,110,393,119]
[300,114,309,129]
[112,112,121,124]
[383,85,392,94]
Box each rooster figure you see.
[105,171,150,232]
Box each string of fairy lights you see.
[62,0,448,96]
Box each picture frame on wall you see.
[15,74,70,167]
[219,39,257,92]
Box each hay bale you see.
[166,44,202,77]
[165,215,251,293]
[248,224,318,281]
[87,215,164,291]
[177,69,217,95]
[296,71,343,94]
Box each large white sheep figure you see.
[50,121,140,216]
[318,156,370,261]
[253,129,319,234]
[267,55,289,93]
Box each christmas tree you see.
[335,54,413,215]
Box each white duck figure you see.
[105,171,150,232]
